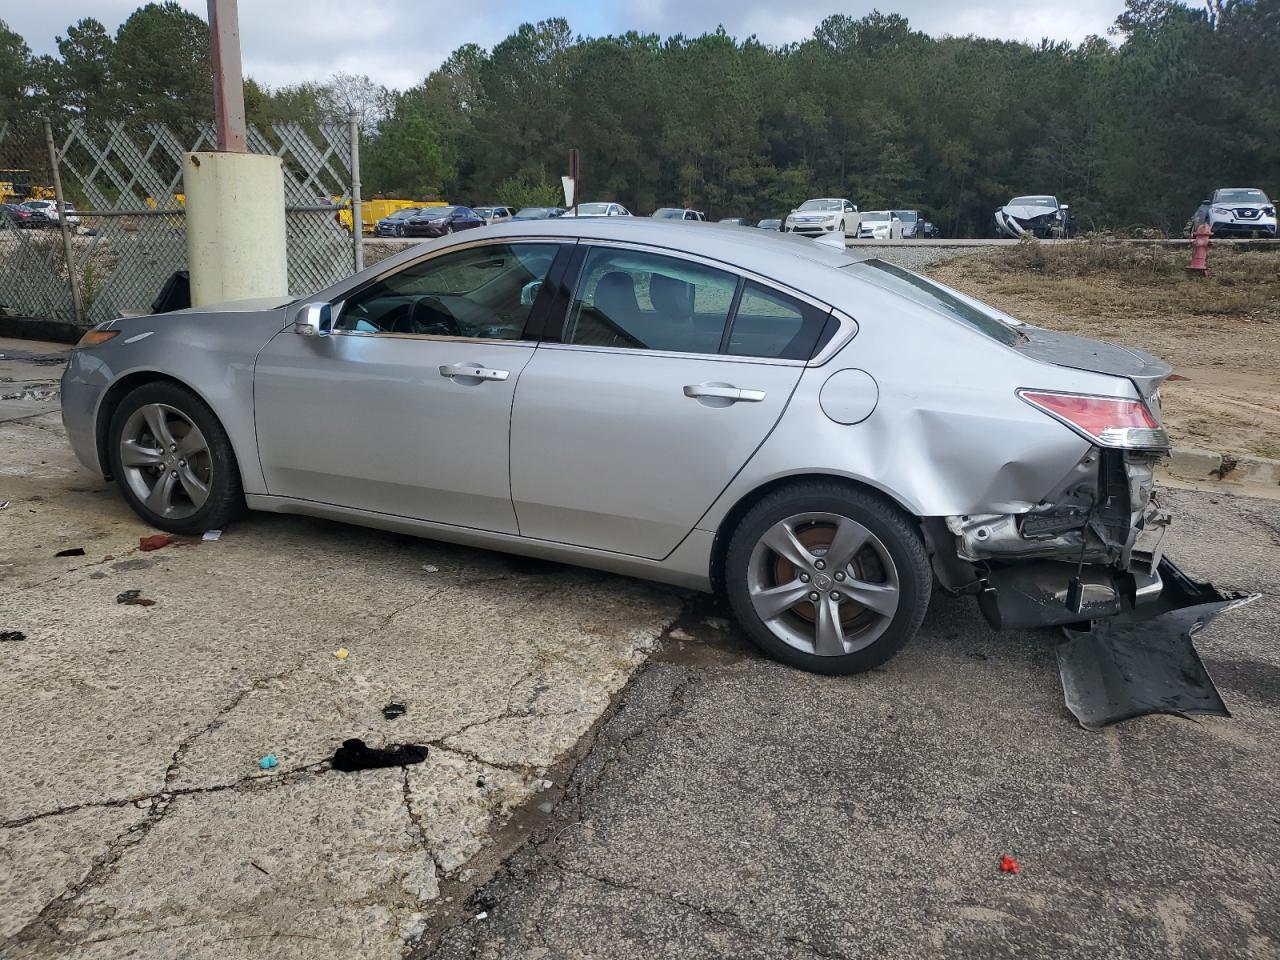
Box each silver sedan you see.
[62,218,1178,675]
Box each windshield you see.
[1009,196,1057,207]
[798,199,842,211]
[577,203,610,215]
[418,206,455,218]
[388,208,420,220]
[652,208,685,219]
[1216,189,1268,204]
[515,207,551,218]
[892,210,918,222]
[21,200,50,208]
[473,207,494,217]
[846,260,1024,346]
[862,212,890,222]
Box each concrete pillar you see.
[183,151,287,306]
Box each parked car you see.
[652,208,705,222]
[994,195,1070,239]
[474,206,515,226]
[1192,188,1276,238]
[401,206,485,238]
[63,217,1190,680]
[784,198,860,238]
[890,209,925,239]
[21,199,81,228]
[512,207,566,220]
[918,220,940,239]
[756,218,782,231]
[858,211,903,240]
[0,203,50,228]
[562,202,631,218]
[374,208,423,238]
[719,217,751,226]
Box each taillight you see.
[1018,389,1169,449]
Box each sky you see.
[7,0,1140,91]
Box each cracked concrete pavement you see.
[0,339,682,959]
[430,487,1280,960]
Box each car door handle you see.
[439,363,509,382]
[683,384,766,402]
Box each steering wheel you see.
[385,296,462,336]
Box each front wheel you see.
[725,482,931,675]
[107,381,244,535]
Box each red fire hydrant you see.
[1186,223,1212,275]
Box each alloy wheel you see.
[118,403,213,520]
[746,512,900,657]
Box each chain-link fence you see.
[0,118,359,327]
[0,119,76,323]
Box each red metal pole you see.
[207,0,247,152]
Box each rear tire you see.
[107,381,243,535]
[725,482,931,675]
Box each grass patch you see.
[962,237,1279,320]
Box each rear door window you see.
[562,247,736,354]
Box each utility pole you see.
[207,0,247,152]
[185,0,287,306]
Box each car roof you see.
[476,216,861,273]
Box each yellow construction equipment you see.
[336,198,447,234]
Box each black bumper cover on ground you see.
[1056,558,1258,729]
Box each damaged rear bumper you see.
[925,447,1258,727]
[1056,559,1257,728]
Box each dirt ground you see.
[928,243,1280,459]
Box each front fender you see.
[62,309,288,494]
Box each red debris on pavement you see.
[999,854,1021,874]
[138,534,173,552]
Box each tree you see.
[0,18,33,120]
[321,72,391,130]
[43,18,116,117]
[111,2,212,132]
[363,90,453,198]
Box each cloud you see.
[7,0,1141,92]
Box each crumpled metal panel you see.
[1056,558,1259,729]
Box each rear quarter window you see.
[844,260,1024,346]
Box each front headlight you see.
[1211,205,1232,215]
[1264,206,1276,217]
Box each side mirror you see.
[294,302,332,337]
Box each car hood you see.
[162,295,294,316]
[999,202,1059,220]
[1015,325,1171,398]
[1216,201,1272,211]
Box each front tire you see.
[107,381,244,535]
[725,482,931,675]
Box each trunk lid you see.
[1016,325,1172,399]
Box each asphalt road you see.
[428,486,1280,960]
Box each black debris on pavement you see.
[382,702,407,720]
[331,738,428,772]
[54,547,86,557]
[0,631,25,642]
[116,589,157,607]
